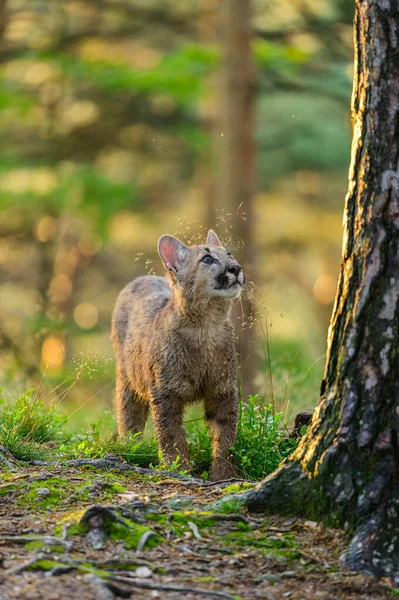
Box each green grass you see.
[0,389,298,480]
[0,389,67,461]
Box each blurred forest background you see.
[0,0,354,430]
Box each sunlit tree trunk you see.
[217,0,257,398]
[237,0,399,581]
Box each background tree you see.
[216,0,257,397]
[235,0,399,581]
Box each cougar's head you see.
[158,230,245,300]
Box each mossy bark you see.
[240,0,399,582]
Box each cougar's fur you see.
[111,229,245,480]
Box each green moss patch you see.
[108,517,161,550]
[219,528,301,562]
[0,472,128,511]
[29,559,67,572]
[222,482,256,495]
[23,539,66,553]
[59,507,163,550]
[53,509,89,537]
[211,496,247,514]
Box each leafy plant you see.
[232,395,297,480]
[0,389,67,461]
[59,425,159,468]
[188,422,213,478]
[0,389,297,479]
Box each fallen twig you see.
[87,574,129,599]
[187,521,201,539]
[106,574,237,599]
[73,557,154,569]
[1,535,72,551]
[0,473,31,487]
[0,446,19,473]
[203,513,250,524]
[31,455,256,487]
[136,530,157,552]
[32,455,205,484]
[1,553,45,577]
[266,526,296,533]
[203,478,257,488]
[194,546,234,555]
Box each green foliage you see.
[254,39,310,70]
[0,389,67,461]
[0,390,298,479]
[0,164,138,237]
[259,337,325,419]
[54,166,139,237]
[0,87,34,114]
[188,422,213,477]
[59,424,159,468]
[0,472,128,511]
[232,396,297,480]
[39,44,218,103]
[257,91,351,181]
[221,482,256,495]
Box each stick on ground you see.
[107,575,237,599]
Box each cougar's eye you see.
[201,255,214,265]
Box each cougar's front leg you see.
[151,394,189,469]
[115,363,149,437]
[205,388,239,481]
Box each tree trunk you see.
[236,1,399,582]
[217,0,257,398]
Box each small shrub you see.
[0,389,297,479]
[185,396,298,480]
[0,389,67,461]
[188,422,212,477]
[232,395,297,480]
[60,425,159,468]
[0,390,66,442]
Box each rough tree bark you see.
[217,0,257,397]
[236,0,399,581]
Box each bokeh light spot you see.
[49,274,73,303]
[41,336,65,369]
[313,274,337,305]
[78,234,103,257]
[74,303,98,329]
[34,216,57,243]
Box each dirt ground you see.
[0,458,395,600]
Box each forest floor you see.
[0,455,395,600]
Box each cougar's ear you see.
[158,235,189,274]
[207,229,222,247]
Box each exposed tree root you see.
[31,454,256,487]
[236,462,307,514]
[136,530,158,552]
[32,455,206,484]
[1,553,45,577]
[0,446,20,472]
[343,490,399,586]
[234,461,399,584]
[201,513,250,524]
[2,535,72,551]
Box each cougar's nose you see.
[228,264,242,278]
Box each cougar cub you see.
[111,229,245,480]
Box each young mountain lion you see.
[111,229,245,480]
